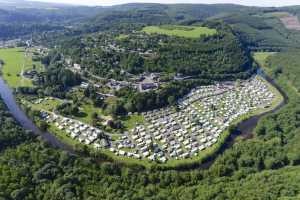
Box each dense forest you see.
[1,50,300,199]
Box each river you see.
[0,77,73,152]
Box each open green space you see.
[77,100,106,124]
[142,25,217,38]
[253,52,276,68]
[0,48,43,87]
[121,114,145,130]
[265,12,290,18]
[48,124,81,147]
[0,48,31,87]
[262,51,300,94]
[116,34,129,40]
[22,98,63,114]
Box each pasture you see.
[142,25,217,38]
[0,48,43,87]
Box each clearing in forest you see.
[142,25,217,38]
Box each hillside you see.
[2,2,300,50]
[0,2,300,200]
[0,48,299,200]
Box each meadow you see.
[0,48,43,87]
[142,25,217,38]
[253,52,276,67]
[264,11,290,18]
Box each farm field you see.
[142,25,217,38]
[0,48,43,87]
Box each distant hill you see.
[0,0,71,9]
[1,2,300,51]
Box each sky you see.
[29,0,300,7]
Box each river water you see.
[0,77,73,152]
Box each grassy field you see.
[77,101,105,124]
[0,48,43,87]
[121,114,145,130]
[257,51,300,94]
[253,52,276,69]
[24,98,63,112]
[264,12,290,18]
[142,25,217,38]
[23,90,145,133]
[116,34,129,40]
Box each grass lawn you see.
[116,34,129,40]
[68,89,113,125]
[0,48,43,87]
[20,96,63,112]
[254,51,300,95]
[142,25,217,38]
[77,101,106,123]
[48,124,81,147]
[32,98,63,112]
[121,114,145,130]
[25,48,44,72]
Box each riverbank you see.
[0,77,74,153]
